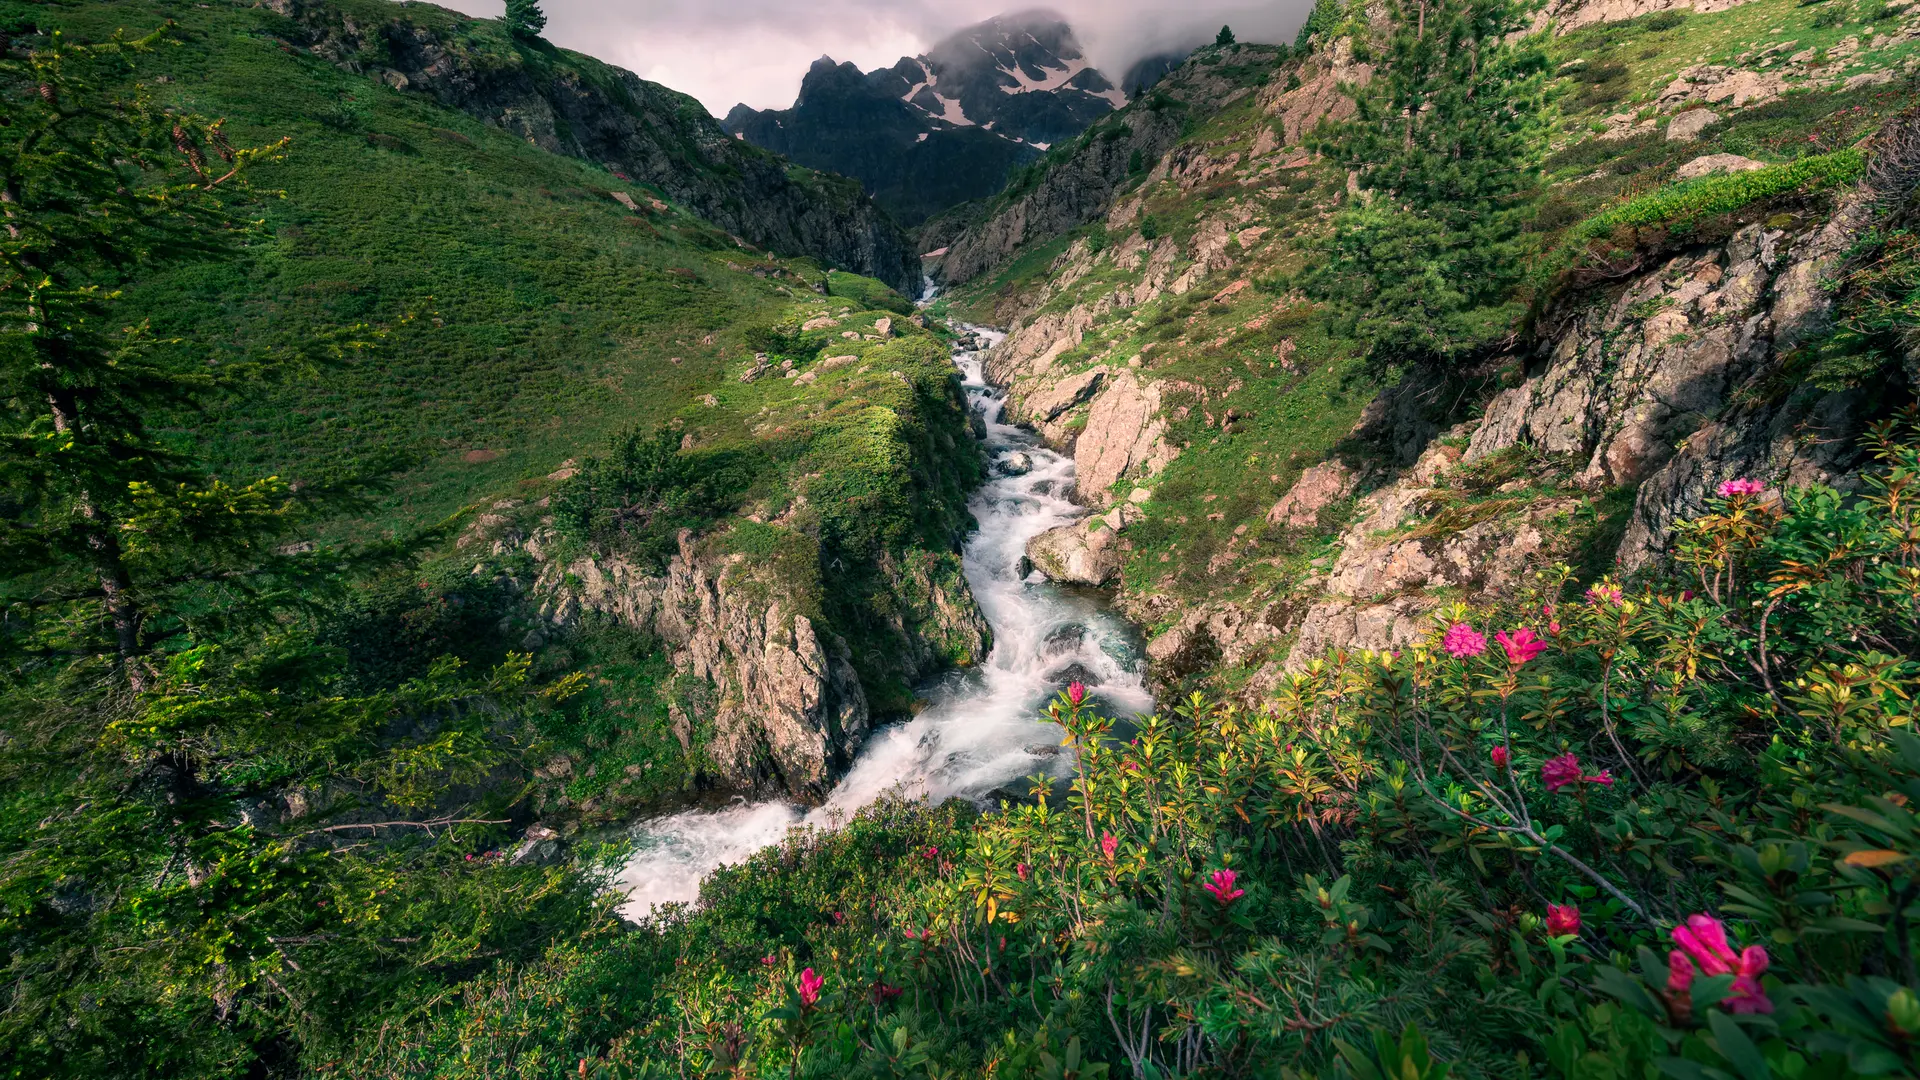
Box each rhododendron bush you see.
[345,420,1920,1078]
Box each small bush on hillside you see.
[551,427,755,569]
[743,322,826,362]
[1809,226,1920,389]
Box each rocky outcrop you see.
[465,521,986,800]
[1543,0,1762,32]
[1075,374,1177,504]
[1026,511,1126,587]
[1467,181,1885,567]
[1673,153,1767,180]
[1254,36,1373,148]
[1267,462,1357,528]
[1666,108,1721,142]
[525,530,869,798]
[264,0,917,291]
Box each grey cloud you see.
[438,0,1314,116]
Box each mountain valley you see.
[6,0,1920,1074]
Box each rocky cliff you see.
[950,0,1918,706]
[262,0,918,292]
[463,518,988,802]
[1155,165,1901,692]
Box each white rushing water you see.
[614,327,1153,919]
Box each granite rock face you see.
[464,524,987,801]
[1464,184,1884,568]
[1026,514,1125,587]
[1111,131,1900,692]
[267,0,917,291]
[1267,463,1357,529]
[527,531,869,799]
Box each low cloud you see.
[436,0,1314,116]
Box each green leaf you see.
[1707,1012,1770,1080]
[1692,975,1739,1016]
[1658,1058,1731,1080]
[1595,965,1665,1018]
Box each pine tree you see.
[1,28,295,689]
[0,32,588,1073]
[1216,24,1237,45]
[1301,0,1552,371]
[504,0,547,41]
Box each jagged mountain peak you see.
[724,10,1131,226]
[916,11,1124,123]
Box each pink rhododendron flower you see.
[1586,583,1624,606]
[923,847,938,860]
[1542,753,1615,793]
[1547,904,1581,937]
[1203,869,1246,906]
[1067,681,1086,705]
[1101,831,1119,861]
[1491,745,1511,770]
[1718,478,1766,498]
[798,968,824,1008]
[1443,622,1488,659]
[1726,949,1773,1014]
[1673,914,1736,973]
[1497,627,1548,666]
[1016,863,1030,882]
[1667,948,1695,996]
[872,982,904,1003]
[761,953,777,966]
[1670,914,1773,1014]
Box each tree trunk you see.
[44,379,147,692]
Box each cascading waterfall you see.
[614,326,1152,919]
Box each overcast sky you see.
[436,1,1315,117]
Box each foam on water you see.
[614,326,1151,920]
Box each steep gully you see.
[614,326,1155,917]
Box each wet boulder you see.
[1025,518,1121,587]
[1041,623,1088,658]
[510,824,568,867]
[1046,662,1100,687]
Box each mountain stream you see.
[614,327,1152,919]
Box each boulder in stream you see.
[1025,518,1121,587]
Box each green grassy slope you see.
[33,0,824,536]
[11,0,984,815]
[942,0,1917,688]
